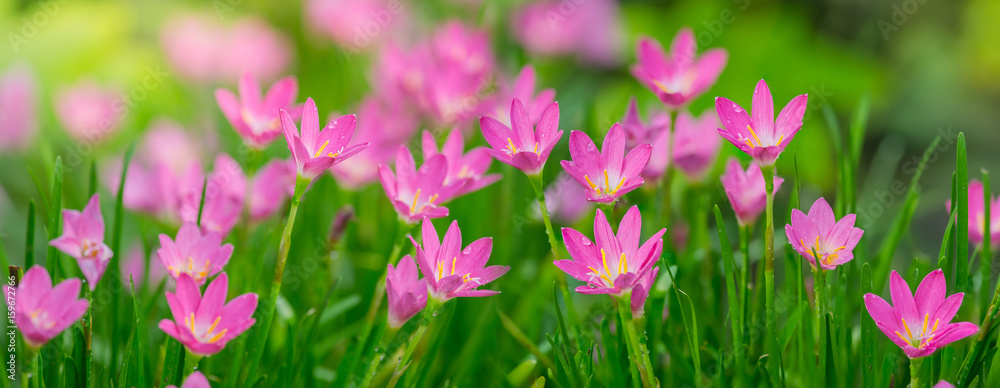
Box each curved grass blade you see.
[957,133,969,295]
[45,156,63,281]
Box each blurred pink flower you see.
[554,206,665,318]
[50,194,113,290]
[168,371,210,388]
[561,124,651,204]
[177,154,246,236]
[329,96,417,189]
[621,98,670,181]
[55,80,121,143]
[160,273,258,356]
[219,18,294,83]
[672,109,721,180]
[785,197,864,270]
[250,158,297,222]
[378,146,467,223]
[946,179,1000,246]
[512,0,623,66]
[480,98,563,176]
[157,222,233,286]
[421,129,500,196]
[720,158,784,226]
[3,266,88,348]
[281,98,367,180]
[543,173,594,224]
[121,244,166,289]
[305,0,407,50]
[0,63,37,151]
[484,65,556,127]
[631,28,728,108]
[216,72,302,148]
[864,269,978,358]
[386,255,428,328]
[411,218,510,302]
[716,79,808,167]
[161,14,224,83]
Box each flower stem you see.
[910,357,922,388]
[387,300,441,388]
[616,295,655,387]
[241,176,309,384]
[739,224,751,345]
[761,164,779,384]
[83,286,93,388]
[358,326,391,388]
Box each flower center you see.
[408,189,439,215]
[584,170,625,197]
[587,249,628,287]
[740,125,783,150]
[895,313,940,349]
[312,140,342,158]
[186,313,228,344]
[166,257,212,283]
[436,256,475,284]
[800,236,847,266]
[29,309,56,330]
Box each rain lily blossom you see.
[487,65,556,126]
[621,98,670,181]
[179,154,247,236]
[785,197,864,270]
[168,371,210,388]
[480,98,562,176]
[386,255,428,328]
[554,206,665,316]
[411,218,510,302]
[0,62,37,151]
[159,272,259,356]
[216,72,301,148]
[329,96,418,189]
[672,109,721,180]
[281,97,368,180]
[715,79,808,167]
[50,194,113,290]
[421,129,500,196]
[864,269,978,358]
[157,222,233,286]
[946,179,1000,246]
[2,266,89,348]
[561,124,652,203]
[378,146,468,223]
[630,28,728,108]
[720,158,784,226]
[54,80,122,142]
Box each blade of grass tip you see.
[45,156,63,281]
[848,93,870,214]
[89,160,98,196]
[981,169,992,311]
[945,171,958,289]
[714,205,743,356]
[861,263,877,387]
[25,201,35,268]
[497,307,556,371]
[874,136,942,291]
[822,105,845,215]
[957,133,969,296]
[108,141,135,378]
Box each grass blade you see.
[25,201,35,268]
[957,133,969,295]
[861,263,876,388]
[45,156,63,280]
[714,205,743,355]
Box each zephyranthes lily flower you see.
[480,98,562,176]
[3,266,89,348]
[946,179,1000,246]
[378,146,468,223]
[280,97,368,180]
[411,218,510,302]
[864,269,978,358]
[715,79,808,166]
[672,108,721,180]
[621,97,670,181]
[159,272,258,356]
[561,124,651,203]
[720,158,784,226]
[554,206,665,318]
[168,371,210,388]
[785,197,864,270]
[630,28,728,108]
[50,193,113,290]
[157,222,233,286]
[422,129,500,196]
[216,72,301,148]
[386,255,428,329]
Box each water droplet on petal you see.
[462,247,472,255]
[581,237,591,246]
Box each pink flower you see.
[168,371,210,388]
[715,79,808,167]
[216,72,301,148]
[121,244,166,289]
[159,272,258,356]
[329,96,417,189]
[543,173,594,224]
[512,0,623,66]
[50,194,113,290]
[554,206,665,317]
[378,146,467,223]
[430,21,494,81]
[179,154,246,236]
[281,97,368,180]
[480,98,563,176]
[386,255,428,328]
[631,28,728,108]
[3,266,89,348]
[487,65,556,126]
[161,14,292,84]
[421,129,500,196]
[157,223,233,286]
[934,381,956,388]
[785,198,864,270]
[54,80,121,143]
[720,158,784,226]
[864,269,978,358]
[672,109,721,179]
[305,0,408,50]
[946,179,1000,246]
[161,14,225,83]
[249,158,296,222]
[621,98,670,181]
[561,124,651,203]
[0,62,37,151]
[411,218,510,302]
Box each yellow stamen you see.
[533,142,540,155]
[208,316,221,334]
[188,257,194,272]
[610,177,626,195]
[652,80,672,94]
[776,134,785,146]
[189,313,196,334]
[620,253,628,274]
[328,151,339,158]
[603,170,611,192]
[896,331,908,342]
[601,249,612,278]
[314,140,330,157]
[458,165,470,178]
[922,314,929,336]
[451,257,457,276]
[746,125,762,147]
[428,194,438,205]
[462,273,470,283]
[902,318,913,339]
[589,266,613,285]
[410,189,421,214]
[584,175,600,194]
[438,260,444,280]
[207,329,228,343]
[506,138,518,154]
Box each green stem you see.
[739,225,750,346]
[761,164,779,385]
[359,327,392,388]
[83,286,93,388]
[955,267,1000,385]
[910,357,922,388]
[387,300,441,388]
[812,263,827,388]
[242,176,309,384]
[616,295,655,387]
[183,351,203,379]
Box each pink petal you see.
[750,79,774,138]
[775,94,809,142]
[914,269,946,317]
[889,271,918,322]
[601,124,626,178]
